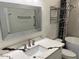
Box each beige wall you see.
[0,0,60,48]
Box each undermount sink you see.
[25,45,48,58]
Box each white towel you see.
[0,56,9,59]
[3,50,29,59]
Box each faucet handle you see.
[28,39,31,47]
[24,44,27,49]
[32,40,35,45]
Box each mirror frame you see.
[0,2,42,40]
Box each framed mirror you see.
[0,2,42,40]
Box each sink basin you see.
[25,45,48,58]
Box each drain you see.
[33,56,36,58]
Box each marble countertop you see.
[34,38,64,59]
[0,38,64,59]
[36,38,64,48]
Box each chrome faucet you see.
[24,44,27,49]
[27,39,35,47]
[32,40,35,45]
[2,40,35,52]
[28,39,31,47]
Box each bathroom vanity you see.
[0,38,64,59]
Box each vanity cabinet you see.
[46,48,62,59]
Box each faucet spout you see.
[27,39,35,47]
[32,40,35,45]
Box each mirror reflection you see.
[7,8,37,34]
[0,2,42,40]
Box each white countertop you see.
[0,38,64,59]
[34,38,64,59]
[0,56,9,59]
[36,38,64,48]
